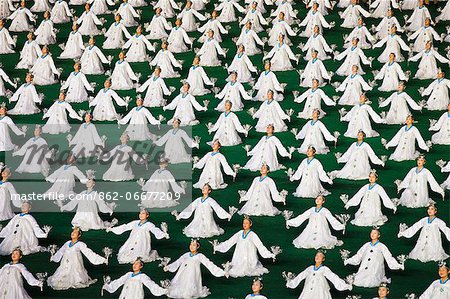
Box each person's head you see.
[251,278,263,294]
[312,79,319,89]
[370,228,380,241]
[417,154,426,167]
[20,0,25,8]
[439,263,450,278]
[21,201,31,214]
[351,37,359,46]
[238,45,245,53]
[72,22,78,31]
[25,73,33,83]
[224,100,232,112]
[264,60,271,71]
[251,1,257,9]
[175,18,181,27]
[59,92,66,101]
[378,283,390,298]
[278,34,285,43]
[425,40,432,50]
[182,82,190,93]
[368,170,378,184]
[230,71,237,82]
[89,36,95,45]
[315,250,325,265]
[154,66,161,77]
[132,258,144,272]
[136,25,142,35]
[11,248,23,263]
[186,0,192,8]
[120,133,130,144]
[245,21,252,29]
[44,10,50,19]
[211,10,217,18]
[211,139,221,151]
[438,69,445,79]
[207,29,214,38]
[86,178,95,189]
[74,62,81,72]
[419,0,424,6]
[42,46,49,55]
[359,94,367,104]
[136,97,143,106]
[0,105,6,116]
[405,114,414,125]
[311,50,318,60]
[306,146,316,158]
[389,52,396,62]
[1,167,11,180]
[66,154,76,165]
[266,124,274,135]
[427,204,437,217]
[397,81,405,92]
[357,18,363,26]
[139,208,149,221]
[172,118,181,128]
[201,184,212,197]
[312,2,318,10]
[27,32,34,40]
[387,8,393,17]
[155,7,162,15]
[71,227,81,240]
[390,25,397,34]
[193,56,200,65]
[313,25,320,34]
[189,239,200,253]
[312,108,320,120]
[351,65,358,74]
[266,90,274,101]
[260,164,270,176]
[278,11,285,20]
[315,195,325,207]
[104,79,111,89]
[357,130,366,142]
[115,14,121,22]
[118,51,125,60]
[243,216,253,230]
[34,125,42,137]
[84,3,90,11]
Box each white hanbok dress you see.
[298,9,331,37]
[16,39,41,69]
[227,52,257,83]
[118,106,160,141]
[166,252,225,299]
[373,33,410,63]
[90,87,127,121]
[287,207,344,249]
[123,34,155,62]
[386,125,429,161]
[344,240,403,288]
[140,168,185,208]
[0,0,14,20]
[164,92,205,126]
[0,262,41,299]
[178,7,206,32]
[111,59,138,90]
[420,279,450,299]
[409,49,449,80]
[61,71,94,103]
[0,68,13,97]
[370,0,399,18]
[374,61,408,92]
[342,103,384,138]
[0,213,47,255]
[253,99,289,132]
[167,26,192,53]
[422,78,450,111]
[0,26,14,54]
[59,31,85,59]
[154,128,195,164]
[178,196,231,237]
[44,164,88,199]
[61,190,113,231]
[186,65,213,96]
[240,9,267,33]
[193,151,235,189]
[101,144,145,181]
[210,111,246,146]
[406,5,431,31]
[197,37,226,67]
[51,0,73,24]
[271,0,297,25]
[146,14,171,40]
[335,46,371,76]
[430,112,450,145]
[215,229,275,277]
[30,0,51,12]
[30,53,60,85]
[80,45,109,75]
[69,122,104,158]
[302,33,332,61]
[380,91,422,125]
[336,73,372,106]
[8,82,41,115]
[286,265,351,299]
[103,272,167,299]
[117,2,139,27]
[409,26,441,53]
[13,135,50,176]
[0,181,20,221]
[215,81,251,111]
[268,19,295,46]
[109,220,168,263]
[103,21,132,49]
[216,0,245,23]
[399,216,450,262]
[149,49,182,78]
[295,87,335,119]
[47,240,106,290]
[76,10,103,35]
[253,70,284,101]
[295,119,336,154]
[198,18,227,43]
[35,19,56,45]
[300,58,331,87]
[0,115,25,151]
[236,27,264,56]
[238,175,285,216]
[7,7,34,32]
[244,135,290,171]
[340,4,370,28]
[375,16,402,40]
[42,100,82,134]
[137,75,171,107]
[291,157,332,198]
[154,0,179,18]
[344,25,375,49]
[332,141,384,180]
[398,167,444,208]
[345,183,396,226]
[263,42,297,71]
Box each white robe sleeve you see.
[103,273,129,294]
[199,254,225,277]
[79,242,107,265]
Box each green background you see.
[0,0,449,298]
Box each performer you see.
[69,112,104,158]
[244,278,267,299]
[419,263,450,298]
[0,105,25,151]
[42,92,83,134]
[408,18,441,53]
[7,1,34,33]
[110,51,139,90]
[300,50,331,87]
[167,18,193,53]
[409,41,449,80]
[107,209,169,263]
[8,73,41,115]
[51,0,73,24]
[60,62,94,103]
[263,34,298,71]
[90,79,127,121]
[16,32,41,69]
[215,0,245,23]
[137,66,171,107]
[123,25,155,62]
[80,37,110,75]
[215,72,252,111]
[178,1,206,32]
[253,61,284,101]
[236,21,264,56]
[227,45,257,83]
[429,104,450,145]
[185,56,214,96]
[253,90,290,132]
[295,79,335,119]
[30,46,60,85]
[335,38,371,76]
[380,82,422,125]
[0,166,21,221]
[336,65,372,106]
[373,26,410,63]
[76,3,103,35]
[0,19,15,54]
[103,14,132,49]
[59,23,85,59]
[344,18,375,49]
[197,10,228,43]
[209,101,248,146]
[197,29,226,67]
[301,25,333,61]
[374,9,402,40]
[421,69,450,111]
[145,8,171,40]
[118,97,160,141]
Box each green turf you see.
[0,0,450,298]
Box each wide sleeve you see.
[64,103,83,121]
[345,186,365,209]
[318,122,336,142]
[71,166,88,184]
[268,178,284,203]
[399,218,425,238]
[337,144,353,163]
[209,199,231,220]
[80,242,107,265]
[377,185,396,211]
[419,281,438,299]
[286,208,310,227]
[50,242,68,263]
[425,169,445,196]
[250,232,275,259]
[215,231,239,253]
[218,154,235,176]
[166,253,187,272]
[386,128,403,147]
[412,127,428,151]
[199,254,225,277]
[109,221,135,235]
[344,244,366,266]
[273,137,290,157]
[286,267,308,289]
[365,144,383,165]
[143,109,160,125]
[141,274,168,296]
[381,244,403,270]
[323,267,352,291]
[103,273,129,294]
[5,118,25,136]
[28,216,47,238]
[18,265,41,287]
[148,222,168,239]
[177,199,198,219]
[324,209,345,231]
